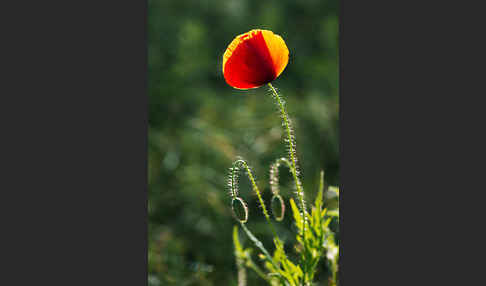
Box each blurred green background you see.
[148,0,339,285]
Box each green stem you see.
[234,159,279,238]
[246,258,270,282]
[268,83,309,284]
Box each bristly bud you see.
[271,194,285,221]
[269,157,293,221]
[232,197,248,223]
[229,158,271,221]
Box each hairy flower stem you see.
[234,159,279,238]
[268,83,309,283]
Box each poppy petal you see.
[261,30,289,78]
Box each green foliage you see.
[230,86,339,285]
[234,178,339,286]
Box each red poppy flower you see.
[223,29,289,89]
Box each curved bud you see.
[271,194,285,221]
[232,197,248,223]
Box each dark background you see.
[148,0,339,285]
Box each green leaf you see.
[323,217,332,228]
[289,198,303,233]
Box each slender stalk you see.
[233,159,280,239]
[268,83,307,217]
[240,224,281,276]
[236,255,247,286]
[268,83,309,284]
